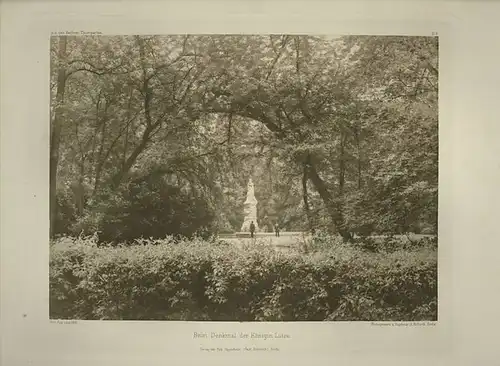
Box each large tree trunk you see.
[302,157,314,233]
[339,132,346,195]
[337,132,353,241]
[92,95,107,196]
[306,161,338,233]
[50,36,68,237]
[111,131,151,188]
[74,158,86,215]
[354,123,362,190]
[307,157,352,241]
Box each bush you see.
[351,234,437,253]
[50,236,437,321]
[54,187,78,236]
[69,176,216,243]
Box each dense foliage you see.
[51,35,438,240]
[50,236,437,321]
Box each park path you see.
[218,232,308,252]
[218,232,436,252]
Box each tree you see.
[50,36,68,237]
[51,34,438,241]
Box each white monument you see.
[240,178,259,232]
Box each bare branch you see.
[65,59,130,80]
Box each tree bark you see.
[354,126,362,190]
[111,125,153,188]
[50,36,68,237]
[306,160,338,233]
[307,156,352,241]
[93,98,108,196]
[337,131,352,241]
[339,132,346,195]
[302,156,314,233]
[73,159,85,215]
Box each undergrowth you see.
[50,235,437,321]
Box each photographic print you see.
[49,34,438,321]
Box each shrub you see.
[69,176,216,243]
[50,236,437,321]
[350,234,438,253]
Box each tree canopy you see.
[50,34,438,242]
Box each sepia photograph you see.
[49,34,438,322]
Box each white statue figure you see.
[240,178,259,232]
